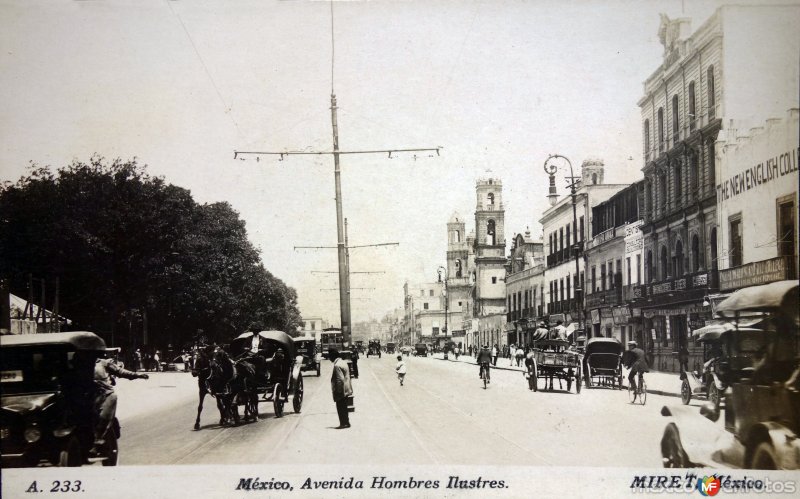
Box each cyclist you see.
[476,344,492,383]
[623,340,649,400]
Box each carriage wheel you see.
[566,373,572,392]
[102,429,119,466]
[316,362,321,377]
[681,379,692,405]
[293,375,304,413]
[273,384,284,418]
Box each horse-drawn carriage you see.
[229,331,304,419]
[525,339,582,393]
[583,337,623,389]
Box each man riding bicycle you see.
[623,340,649,398]
[476,344,492,383]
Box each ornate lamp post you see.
[543,154,584,340]
[437,265,449,359]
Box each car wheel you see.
[57,436,82,467]
[273,383,284,418]
[293,375,304,413]
[316,363,321,377]
[661,424,690,468]
[681,379,692,405]
[750,441,778,469]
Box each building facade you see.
[505,230,545,346]
[445,212,473,348]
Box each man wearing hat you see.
[476,344,492,383]
[328,348,353,429]
[623,341,649,400]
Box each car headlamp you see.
[24,425,42,443]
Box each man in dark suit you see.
[328,348,353,429]
[623,341,649,399]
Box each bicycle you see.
[480,362,491,389]
[628,372,647,405]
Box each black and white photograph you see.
[1,1,798,497]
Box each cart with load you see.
[230,330,304,418]
[526,339,582,393]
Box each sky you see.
[0,0,755,325]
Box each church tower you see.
[473,178,506,317]
[447,212,468,279]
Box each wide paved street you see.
[117,355,679,467]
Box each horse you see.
[208,347,260,425]
[192,344,228,430]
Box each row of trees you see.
[0,156,301,350]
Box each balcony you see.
[476,202,504,212]
[546,242,584,268]
[585,287,622,308]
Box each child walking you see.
[395,355,407,386]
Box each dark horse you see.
[192,344,228,430]
[207,347,260,426]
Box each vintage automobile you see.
[354,340,364,354]
[293,336,322,377]
[230,331,304,418]
[413,343,429,357]
[526,339,582,393]
[680,320,762,409]
[1,331,121,467]
[583,337,623,389]
[366,339,381,358]
[385,342,396,354]
[660,280,799,469]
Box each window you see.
[777,196,796,261]
[432,327,439,335]
[626,257,632,286]
[560,279,564,302]
[487,220,496,245]
[311,322,316,330]
[660,173,667,210]
[636,254,642,284]
[566,224,571,249]
[660,246,669,280]
[657,107,664,150]
[646,181,653,214]
[579,216,585,241]
[646,250,653,282]
[707,66,716,119]
[487,192,495,206]
[688,81,696,129]
[608,260,614,289]
[492,276,497,284]
[549,233,553,255]
[691,234,700,272]
[420,289,424,297]
[592,173,598,185]
[674,162,682,203]
[616,259,622,287]
[458,301,462,307]
[729,215,743,268]
[591,266,597,292]
[644,119,651,156]
[601,264,606,291]
[689,151,699,194]
[708,142,716,186]
[672,95,679,139]
[674,240,684,277]
[424,302,429,310]
[566,274,571,300]
[559,227,564,251]
[429,289,434,297]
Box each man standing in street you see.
[328,348,352,429]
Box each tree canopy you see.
[0,156,301,350]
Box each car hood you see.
[2,393,58,416]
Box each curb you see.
[432,354,682,397]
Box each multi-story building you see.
[504,229,545,347]
[402,280,447,346]
[540,159,627,335]
[634,6,799,373]
[471,178,507,348]
[585,182,643,344]
[299,316,329,339]
[716,109,798,302]
[445,212,474,349]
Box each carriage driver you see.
[92,349,148,454]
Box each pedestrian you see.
[350,345,360,379]
[468,345,473,358]
[395,355,407,386]
[515,347,525,367]
[153,350,161,372]
[491,344,498,366]
[509,344,516,366]
[328,348,353,429]
[455,345,460,360]
[678,344,689,375]
[134,349,142,372]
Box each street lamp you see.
[543,154,585,341]
[437,265,449,359]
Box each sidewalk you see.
[430,352,683,398]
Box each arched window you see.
[592,173,598,185]
[672,95,679,140]
[691,234,700,272]
[660,246,668,280]
[688,82,696,129]
[646,181,653,215]
[689,150,699,195]
[657,108,665,150]
[645,250,653,282]
[659,172,667,211]
[674,162,682,204]
[487,220,496,245]
[487,192,495,206]
[674,239,684,277]
[455,259,462,278]
[644,119,651,157]
[707,66,716,119]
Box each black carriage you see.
[294,336,322,377]
[583,337,623,389]
[526,339,582,393]
[367,339,381,358]
[660,280,800,469]
[230,331,304,418]
[1,332,120,467]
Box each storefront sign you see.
[591,309,600,325]
[624,220,643,254]
[600,308,613,319]
[719,256,789,291]
[612,306,631,325]
[716,148,798,201]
